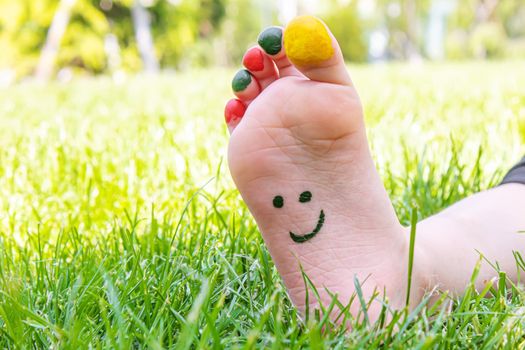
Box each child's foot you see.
[224,16,429,321]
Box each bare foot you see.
[224,16,429,322]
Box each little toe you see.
[224,98,246,134]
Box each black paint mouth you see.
[289,210,325,243]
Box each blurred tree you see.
[375,0,431,60]
[148,0,226,67]
[58,0,110,72]
[446,0,525,59]
[0,0,110,77]
[0,0,59,76]
[1,0,229,76]
[219,0,264,65]
[131,0,159,72]
[277,0,298,24]
[2,0,525,78]
[499,0,525,37]
[323,0,367,62]
[35,0,76,80]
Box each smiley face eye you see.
[273,195,284,208]
[299,191,312,203]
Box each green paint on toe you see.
[232,69,252,92]
[258,27,282,55]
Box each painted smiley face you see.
[273,191,325,243]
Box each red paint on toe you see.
[224,99,246,124]
[243,47,264,72]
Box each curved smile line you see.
[289,210,325,243]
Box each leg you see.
[418,182,525,295]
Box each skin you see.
[417,184,525,296]
[289,210,325,243]
[224,15,525,324]
[273,191,326,243]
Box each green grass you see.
[0,62,524,348]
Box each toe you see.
[283,15,352,86]
[224,98,246,134]
[242,47,278,89]
[231,69,261,101]
[257,26,303,78]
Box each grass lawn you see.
[0,62,525,348]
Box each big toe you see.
[283,15,352,86]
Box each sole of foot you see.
[224,15,430,324]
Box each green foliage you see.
[4,0,525,77]
[446,0,525,59]
[60,1,111,72]
[445,30,469,60]
[446,23,508,60]
[149,0,226,67]
[323,2,368,62]
[0,63,525,347]
[219,0,264,65]
[470,22,507,59]
[0,0,230,76]
[373,0,432,59]
[0,0,56,75]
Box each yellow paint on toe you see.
[284,15,334,67]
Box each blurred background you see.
[1,0,525,85]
